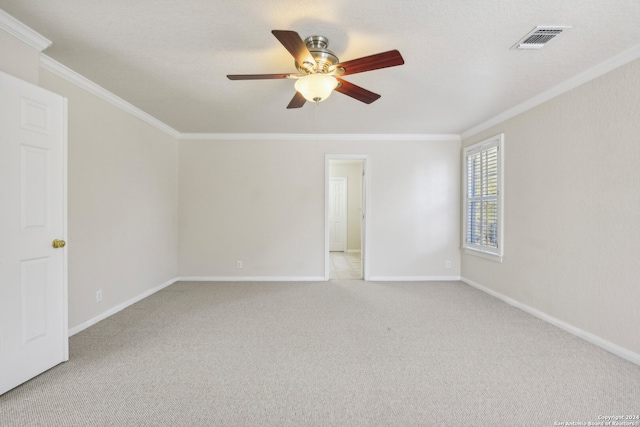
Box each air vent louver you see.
[512,26,571,50]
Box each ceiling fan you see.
[227,30,405,109]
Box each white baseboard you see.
[460,277,640,366]
[176,276,326,282]
[68,277,179,336]
[368,276,461,282]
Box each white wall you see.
[461,58,640,356]
[39,70,179,329]
[1,22,180,331]
[178,138,461,280]
[330,162,362,252]
[0,27,40,84]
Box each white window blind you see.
[464,134,503,258]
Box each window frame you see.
[463,133,504,262]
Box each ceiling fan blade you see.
[334,50,404,76]
[272,30,316,69]
[227,73,294,80]
[286,92,307,109]
[335,78,381,104]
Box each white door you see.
[329,177,347,252]
[0,71,68,395]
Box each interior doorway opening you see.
[325,156,367,280]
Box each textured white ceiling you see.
[1,0,640,134]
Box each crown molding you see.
[461,43,640,140]
[0,9,52,51]
[39,54,181,139]
[179,133,461,142]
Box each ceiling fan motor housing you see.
[296,36,340,74]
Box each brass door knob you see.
[52,239,66,248]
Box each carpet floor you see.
[1,280,639,426]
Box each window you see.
[463,134,503,261]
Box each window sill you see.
[464,247,503,263]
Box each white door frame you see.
[325,154,370,280]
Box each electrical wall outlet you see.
[445,260,451,269]
[96,289,103,302]
[236,260,243,269]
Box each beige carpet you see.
[1,280,639,426]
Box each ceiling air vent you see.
[512,26,571,50]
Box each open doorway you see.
[325,155,368,280]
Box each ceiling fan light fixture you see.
[294,73,338,103]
